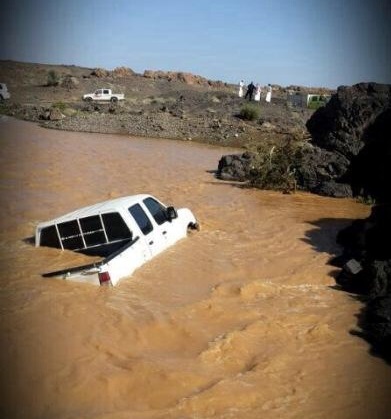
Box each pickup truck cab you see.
[83,88,125,102]
[35,194,199,286]
[0,83,10,100]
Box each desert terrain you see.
[0,60,322,148]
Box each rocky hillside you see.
[0,60,325,148]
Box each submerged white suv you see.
[35,194,199,286]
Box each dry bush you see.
[47,70,60,86]
[248,142,303,192]
[239,103,261,121]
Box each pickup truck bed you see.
[42,237,140,285]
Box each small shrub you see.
[61,75,78,90]
[356,195,376,205]
[239,104,261,121]
[47,70,60,86]
[52,101,66,111]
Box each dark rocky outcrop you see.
[217,152,256,181]
[307,83,390,156]
[335,106,391,362]
[365,295,391,358]
[297,82,391,197]
[349,109,391,203]
[216,82,391,199]
[295,146,353,197]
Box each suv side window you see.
[102,212,132,241]
[143,197,167,225]
[129,204,153,235]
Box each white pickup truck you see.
[82,88,125,102]
[35,194,199,286]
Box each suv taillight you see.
[99,271,112,286]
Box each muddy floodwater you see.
[0,117,390,419]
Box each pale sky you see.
[1,0,390,88]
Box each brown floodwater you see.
[0,117,390,419]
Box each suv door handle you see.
[162,231,167,235]
[149,240,154,245]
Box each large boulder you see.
[91,68,110,78]
[296,83,391,197]
[143,69,226,87]
[112,66,135,77]
[349,108,391,203]
[307,83,390,157]
[217,152,256,181]
[365,295,391,360]
[295,146,352,196]
[143,70,201,84]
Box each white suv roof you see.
[37,194,152,228]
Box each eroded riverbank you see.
[0,118,389,419]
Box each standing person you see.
[254,83,261,101]
[265,84,272,103]
[244,82,255,101]
[238,80,244,98]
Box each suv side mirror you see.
[166,206,178,221]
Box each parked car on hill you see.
[35,194,199,286]
[0,83,10,100]
[82,88,125,102]
[286,91,331,109]
[306,94,331,109]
